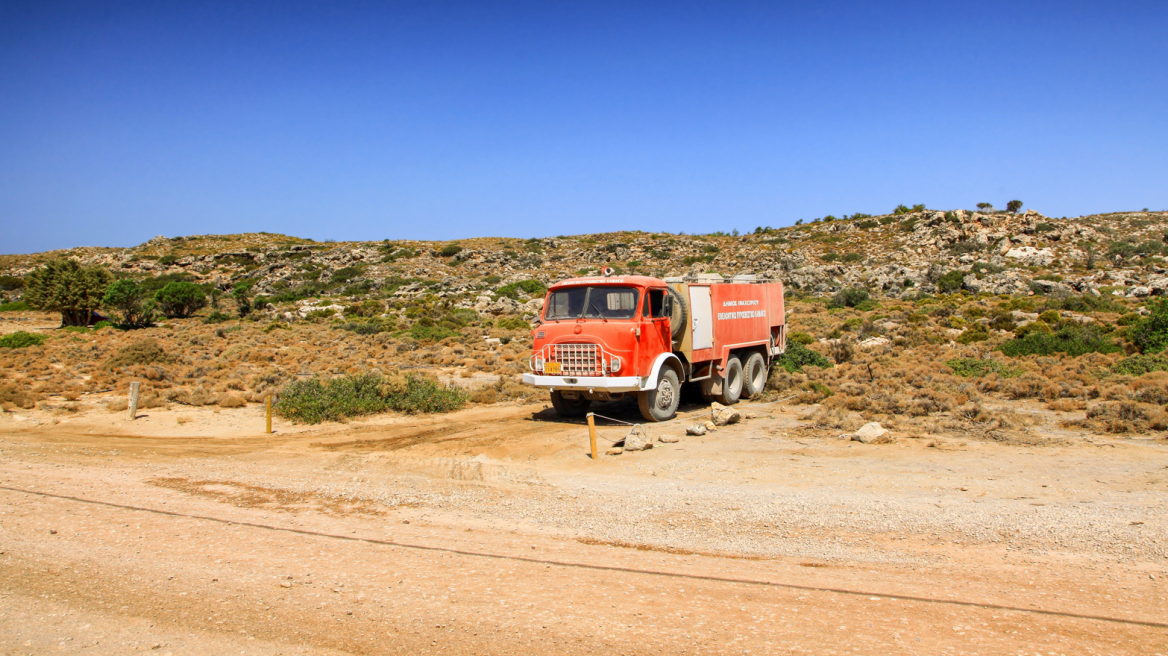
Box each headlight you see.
[533,356,544,372]
[609,356,621,373]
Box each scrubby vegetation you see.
[275,372,467,423]
[0,331,46,349]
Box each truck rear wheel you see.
[714,356,743,405]
[638,368,680,422]
[742,352,768,399]
[550,391,591,418]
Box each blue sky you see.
[1,1,1165,253]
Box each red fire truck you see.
[522,270,786,422]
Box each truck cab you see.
[522,270,786,422]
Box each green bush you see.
[946,358,1023,378]
[1112,354,1168,376]
[0,331,46,349]
[827,287,869,309]
[774,341,833,373]
[203,310,233,324]
[842,253,862,263]
[157,255,179,266]
[821,252,840,262]
[1128,299,1168,354]
[955,324,989,344]
[408,323,461,342]
[937,270,965,294]
[102,279,155,328]
[0,275,24,291]
[496,279,547,300]
[23,259,113,326]
[439,244,463,257]
[857,220,878,230]
[1000,324,1120,357]
[787,331,814,345]
[496,317,530,330]
[331,265,366,284]
[154,281,207,318]
[0,301,30,312]
[275,373,467,423]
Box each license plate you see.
[544,362,562,375]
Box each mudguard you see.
[639,353,684,392]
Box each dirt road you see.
[1,399,1166,654]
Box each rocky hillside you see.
[2,208,1166,316]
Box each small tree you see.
[937,270,965,294]
[23,259,113,326]
[232,283,252,318]
[1130,299,1168,354]
[102,279,154,328]
[976,202,993,211]
[154,281,207,318]
[1006,200,1024,213]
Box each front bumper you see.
[522,373,642,393]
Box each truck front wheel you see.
[638,368,680,422]
[714,356,743,405]
[550,391,591,418]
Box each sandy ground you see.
[2,397,1167,655]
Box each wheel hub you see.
[656,379,675,409]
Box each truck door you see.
[689,286,713,350]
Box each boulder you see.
[623,427,653,452]
[658,435,680,443]
[686,424,708,436]
[710,402,741,426]
[1004,247,1055,266]
[851,422,889,444]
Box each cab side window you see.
[645,289,666,318]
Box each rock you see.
[1004,247,1055,266]
[606,447,624,456]
[851,422,888,444]
[858,336,890,350]
[710,402,741,426]
[703,420,718,432]
[623,428,653,451]
[658,435,680,443]
[686,424,708,436]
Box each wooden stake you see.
[587,412,598,460]
[265,395,272,434]
[128,381,140,421]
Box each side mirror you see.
[662,295,673,317]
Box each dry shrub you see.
[168,387,217,406]
[1075,401,1168,433]
[215,393,246,408]
[138,393,166,409]
[0,383,36,409]
[101,338,171,370]
[1046,398,1086,412]
[469,387,499,404]
[1128,372,1168,405]
[808,403,863,431]
[106,398,128,412]
[1006,373,1046,399]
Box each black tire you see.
[550,391,591,418]
[638,368,681,422]
[742,352,768,399]
[666,286,689,340]
[714,356,743,405]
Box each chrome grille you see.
[552,343,602,376]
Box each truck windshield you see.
[545,286,640,320]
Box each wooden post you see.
[265,395,272,434]
[587,412,598,460]
[128,381,140,421]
